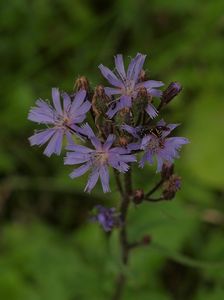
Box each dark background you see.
[0,0,224,299]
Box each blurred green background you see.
[1,0,224,299]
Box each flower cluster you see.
[28,53,189,194]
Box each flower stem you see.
[145,179,163,198]
[113,170,124,197]
[144,196,165,202]
[112,169,132,300]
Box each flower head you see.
[64,124,136,192]
[91,205,120,232]
[99,53,164,118]
[28,88,91,156]
[140,120,189,172]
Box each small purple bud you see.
[162,82,182,104]
[162,175,181,200]
[91,205,120,232]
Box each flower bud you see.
[141,234,152,245]
[161,161,174,180]
[115,107,132,126]
[102,121,114,137]
[133,189,144,204]
[138,69,149,82]
[91,205,121,232]
[92,85,109,117]
[74,76,90,91]
[137,86,151,102]
[132,87,151,124]
[118,136,129,147]
[162,174,181,200]
[162,82,182,104]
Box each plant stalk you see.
[111,169,132,300]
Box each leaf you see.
[183,94,224,188]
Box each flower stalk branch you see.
[145,179,163,198]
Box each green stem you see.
[145,179,163,198]
[111,169,132,300]
[113,170,124,197]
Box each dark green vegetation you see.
[0,0,224,299]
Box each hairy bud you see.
[92,85,109,117]
[138,69,149,82]
[162,174,181,200]
[133,189,144,204]
[161,161,174,180]
[162,82,182,104]
[74,76,90,91]
[118,136,129,147]
[131,87,152,124]
[137,86,152,103]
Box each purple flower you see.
[64,124,136,193]
[28,88,91,156]
[91,205,120,232]
[99,53,164,118]
[139,120,189,172]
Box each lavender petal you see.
[145,103,158,119]
[52,88,63,115]
[43,129,63,157]
[62,92,72,112]
[85,169,100,192]
[99,64,123,88]
[69,162,91,179]
[70,90,86,115]
[114,54,126,79]
[99,165,110,193]
[138,80,164,89]
[149,88,163,98]
[29,128,55,146]
[103,135,116,151]
[104,87,121,96]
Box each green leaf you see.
[184,94,224,188]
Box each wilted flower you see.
[28,88,91,156]
[64,124,136,192]
[99,53,164,118]
[91,205,120,232]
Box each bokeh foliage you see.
[0,0,224,299]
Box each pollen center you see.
[123,80,135,96]
[98,152,109,164]
[92,151,109,166]
[55,113,71,128]
[147,136,165,153]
